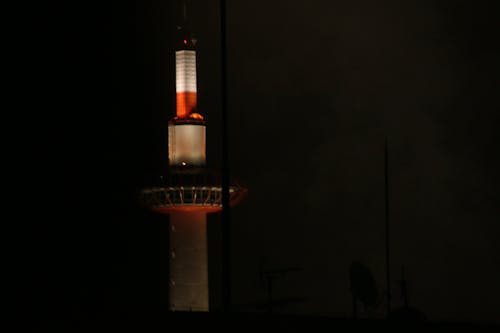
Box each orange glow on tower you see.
[176,92,197,118]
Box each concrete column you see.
[169,211,209,311]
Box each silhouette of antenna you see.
[384,136,392,317]
[389,265,426,321]
[400,265,408,308]
[349,261,379,319]
[231,264,306,312]
[260,266,304,313]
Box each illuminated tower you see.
[140,7,246,312]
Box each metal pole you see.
[220,0,231,312]
[385,136,391,317]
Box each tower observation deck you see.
[139,7,246,311]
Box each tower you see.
[139,3,246,312]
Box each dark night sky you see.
[24,0,499,326]
[192,0,499,322]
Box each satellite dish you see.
[349,261,379,309]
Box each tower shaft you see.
[169,211,209,311]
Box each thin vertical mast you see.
[219,0,231,312]
[385,136,391,317]
[182,1,187,24]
